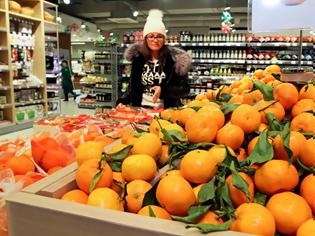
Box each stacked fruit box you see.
[5,65,315,235]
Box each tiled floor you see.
[1,101,95,140]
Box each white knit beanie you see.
[143,9,166,37]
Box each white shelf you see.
[180,42,246,47]
[192,59,246,64]
[14,84,44,90]
[188,75,242,80]
[78,103,97,109]
[95,88,112,93]
[9,11,41,22]
[0,103,12,109]
[96,101,113,107]
[246,60,313,65]
[0,86,10,91]
[248,42,313,47]
[15,100,45,107]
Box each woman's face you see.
[62,62,67,67]
[146,33,165,51]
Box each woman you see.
[122,9,191,108]
[61,60,76,101]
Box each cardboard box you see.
[6,164,252,236]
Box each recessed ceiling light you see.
[63,0,70,4]
[133,11,139,17]
[81,23,86,29]
[110,32,114,36]
[97,29,101,32]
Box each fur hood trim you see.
[124,43,192,76]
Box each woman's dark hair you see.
[62,60,68,66]
[140,37,170,64]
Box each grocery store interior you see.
[1,0,315,235]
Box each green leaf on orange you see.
[108,145,132,161]
[186,219,232,233]
[252,80,274,101]
[172,205,211,224]
[243,131,274,166]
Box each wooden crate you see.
[281,72,314,83]
[6,166,252,236]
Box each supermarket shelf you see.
[192,59,246,64]
[45,36,58,42]
[95,88,112,93]
[0,68,9,72]
[9,11,41,22]
[14,84,44,90]
[246,60,313,65]
[0,46,8,51]
[0,86,10,91]
[188,75,242,81]
[93,59,111,63]
[181,42,246,47]
[0,27,7,32]
[15,100,45,107]
[96,101,114,107]
[0,103,12,109]
[0,120,33,135]
[44,20,57,26]
[80,82,96,85]
[78,103,97,109]
[248,42,313,47]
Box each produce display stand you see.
[6,164,251,236]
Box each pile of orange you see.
[58,65,315,236]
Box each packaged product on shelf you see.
[0,96,7,104]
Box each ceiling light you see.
[97,29,101,32]
[81,23,86,29]
[133,11,139,17]
[56,16,62,23]
[63,0,70,4]
[165,29,169,33]
[110,32,114,36]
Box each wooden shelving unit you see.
[0,0,57,134]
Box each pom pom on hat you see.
[143,9,166,37]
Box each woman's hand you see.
[150,86,161,103]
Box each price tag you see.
[274,43,280,47]
[253,60,258,64]
[236,43,241,46]
[200,60,205,63]
[198,43,203,46]
[257,43,262,46]
[290,61,296,65]
[192,43,197,46]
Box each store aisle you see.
[1,101,95,140]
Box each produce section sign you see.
[250,0,315,32]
